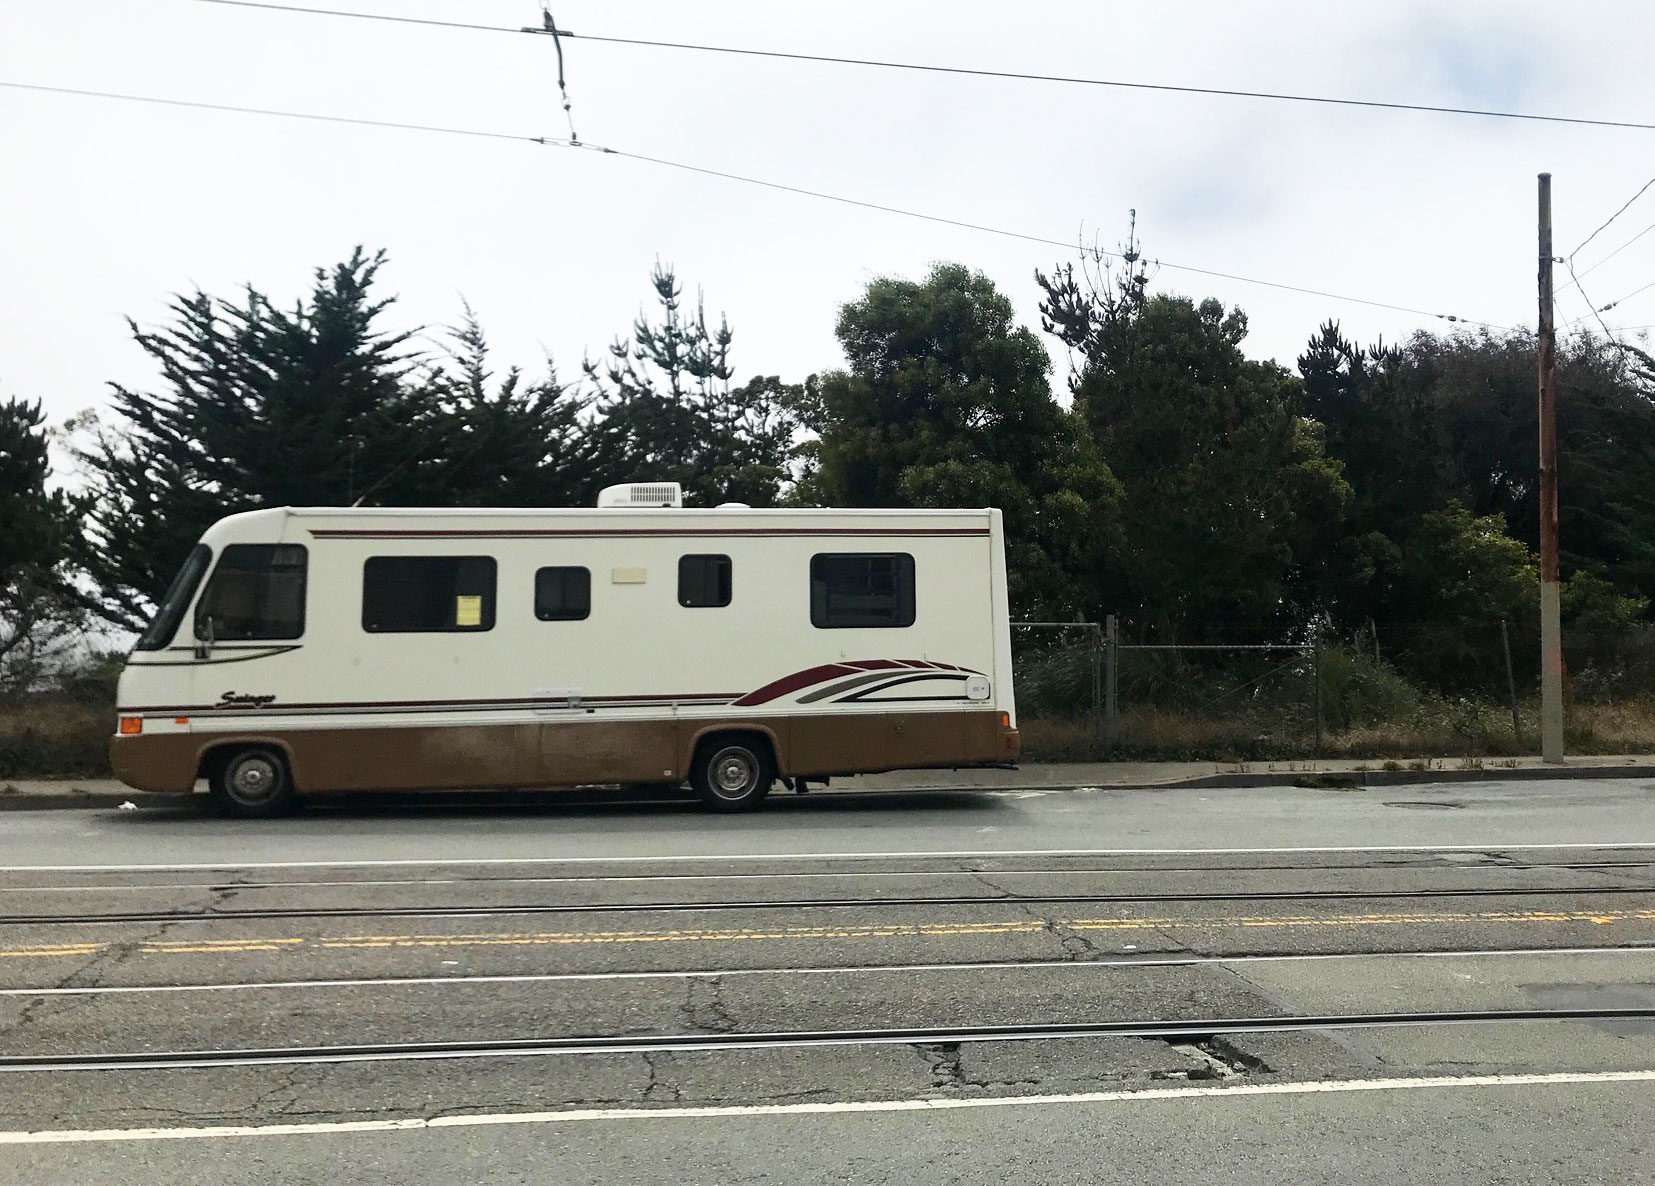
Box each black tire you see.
[690,736,775,812]
[209,746,296,818]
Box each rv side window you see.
[134,544,213,651]
[362,556,496,633]
[810,553,916,628]
[678,554,732,608]
[534,566,591,621]
[194,544,308,641]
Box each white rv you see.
[110,484,1020,814]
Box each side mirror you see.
[195,614,215,660]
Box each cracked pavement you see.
[3,780,1655,1183]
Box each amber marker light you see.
[118,716,143,735]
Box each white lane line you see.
[3,1070,1653,1144]
[9,841,1655,873]
[4,945,1651,997]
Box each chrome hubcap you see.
[711,748,756,797]
[229,755,280,803]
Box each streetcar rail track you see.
[6,882,1655,926]
[6,857,1655,895]
[4,943,1653,997]
[8,1007,1654,1072]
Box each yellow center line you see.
[0,946,102,959]
[2,907,1654,961]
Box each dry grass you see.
[0,700,114,778]
[1020,697,1655,764]
[1568,698,1655,752]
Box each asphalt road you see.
[2,777,1654,1183]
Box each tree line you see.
[5,237,1654,696]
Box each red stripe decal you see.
[730,663,859,707]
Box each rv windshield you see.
[133,544,212,651]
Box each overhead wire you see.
[1557,213,1655,295]
[0,79,549,145]
[1568,174,1655,261]
[1563,274,1655,331]
[178,0,1655,134]
[1557,171,1655,305]
[1564,259,1626,345]
[0,78,1510,329]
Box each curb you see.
[1178,764,1654,790]
[0,792,196,812]
[1,763,1649,810]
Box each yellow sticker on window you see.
[455,595,483,627]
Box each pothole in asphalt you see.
[1383,800,1466,810]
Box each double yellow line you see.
[4,906,1654,961]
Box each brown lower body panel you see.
[110,711,1020,795]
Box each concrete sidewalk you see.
[2,753,1651,810]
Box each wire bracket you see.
[534,4,579,145]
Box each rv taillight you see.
[999,712,1011,729]
[119,716,143,736]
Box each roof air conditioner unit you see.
[596,482,683,509]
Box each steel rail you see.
[8,1008,1654,1072]
[7,857,1655,894]
[5,882,1654,926]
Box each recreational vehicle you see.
[109,484,1020,814]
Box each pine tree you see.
[0,394,88,692]
[584,264,797,505]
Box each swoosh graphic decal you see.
[797,672,907,704]
[839,673,970,702]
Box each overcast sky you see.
[5,0,1655,459]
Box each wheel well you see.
[690,728,777,772]
[196,740,295,785]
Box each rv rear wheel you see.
[691,738,774,812]
[209,746,296,818]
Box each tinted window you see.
[678,554,732,608]
[535,566,591,621]
[194,544,308,641]
[810,553,916,628]
[363,556,496,633]
[135,544,212,651]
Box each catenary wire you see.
[1564,276,1655,330]
[1,78,1507,328]
[179,0,1655,134]
[1558,214,1655,296]
[1569,174,1655,260]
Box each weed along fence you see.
[1013,622,1323,760]
[1010,619,1655,763]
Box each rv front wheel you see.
[692,738,774,812]
[209,746,295,818]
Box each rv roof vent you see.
[716,501,751,509]
[596,482,683,509]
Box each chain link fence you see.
[1012,618,1655,761]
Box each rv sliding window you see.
[810,553,916,628]
[194,544,308,641]
[678,554,732,608]
[362,556,496,633]
[534,566,591,621]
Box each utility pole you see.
[1537,173,1565,763]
